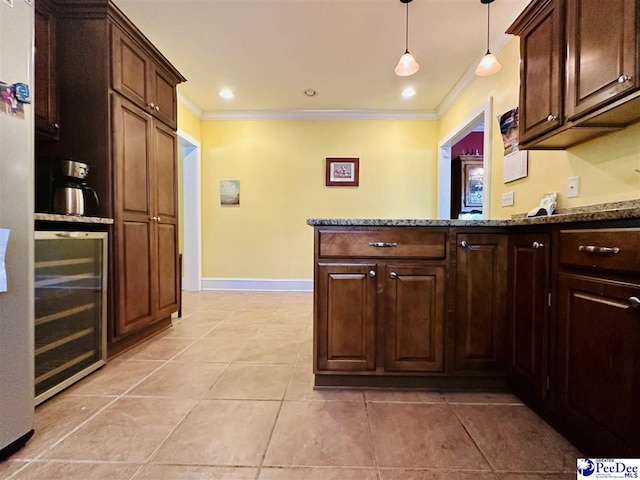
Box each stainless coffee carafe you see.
[52,159,99,216]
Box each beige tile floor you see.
[1,291,581,480]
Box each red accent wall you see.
[452,132,483,158]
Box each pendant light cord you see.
[405,1,409,53]
[486,1,491,54]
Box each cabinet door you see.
[150,66,178,129]
[384,265,445,372]
[518,0,563,144]
[557,274,640,455]
[316,263,376,372]
[112,95,155,336]
[34,1,59,137]
[455,234,508,372]
[508,234,550,402]
[565,0,638,120]
[152,121,179,317]
[112,26,150,111]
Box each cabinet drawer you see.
[559,228,640,273]
[318,229,446,259]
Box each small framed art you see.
[325,157,359,187]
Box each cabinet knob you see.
[533,241,544,249]
[547,114,557,122]
[155,105,160,111]
[156,216,162,222]
[618,74,631,83]
[459,240,468,248]
[52,123,60,129]
[629,297,640,308]
[149,102,156,109]
[389,272,397,279]
[150,216,159,221]
[368,270,376,278]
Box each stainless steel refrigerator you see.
[0,0,35,458]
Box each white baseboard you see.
[201,277,313,292]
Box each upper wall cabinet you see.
[508,0,640,150]
[34,0,60,139]
[112,25,179,129]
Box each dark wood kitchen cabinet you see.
[510,0,563,145]
[383,264,445,373]
[112,26,178,129]
[315,263,377,372]
[35,0,186,356]
[454,233,508,373]
[565,0,639,121]
[34,0,60,138]
[314,228,447,380]
[508,0,640,149]
[507,233,551,405]
[555,227,640,455]
[112,96,179,337]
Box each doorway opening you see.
[437,97,494,220]
[177,130,202,291]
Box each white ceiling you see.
[113,0,530,117]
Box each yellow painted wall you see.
[178,37,639,281]
[199,120,439,279]
[439,38,640,219]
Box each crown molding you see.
[200,109,438,121]
[177,92,203,119]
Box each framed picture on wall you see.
[326,158,359,187]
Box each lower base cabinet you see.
[383,265,445,373]
[557,273,640,455]
[508,233,550,404]
[315,263,376,372]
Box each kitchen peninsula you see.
[308,200,640,456]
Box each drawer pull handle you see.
[368,270,376,278]
[533,241,544,249]
[389,272,397,279]
[629,297,640,308]
[368,242,397,248]
[578,245,620,254]
[460,240,468,248]
[54,232,89,238]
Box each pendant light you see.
[475,0,502,76]
[395,0,420,76]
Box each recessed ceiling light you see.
[304,89,317,97]
[219,89,234,99]
[402,87,416,98]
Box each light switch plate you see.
[501,191,515,207]
[567,176,580,198]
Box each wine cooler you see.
[34,231,107,405]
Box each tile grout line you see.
[444,397,499,474]
[255,324,304,478]
[363,400,383,480]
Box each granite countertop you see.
[307,200,640,227]
[34,213,114,225]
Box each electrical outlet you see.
[501,191,514,207]
[567,176,580,198]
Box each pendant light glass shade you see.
[395,0,419,77]
[475,52,501,76]
[395,51,420,76]
[475,0,501,77]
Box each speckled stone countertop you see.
[307,200,640,227]
[35,213,114,224]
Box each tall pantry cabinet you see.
[39,0,185,355]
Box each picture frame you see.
[325,157,359,187]
[462,160,484,208]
